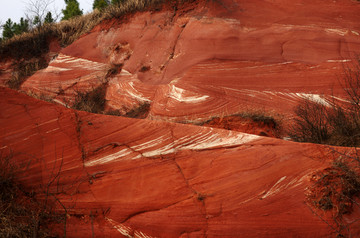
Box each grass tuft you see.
[6,58,48,89]
[0,153,63,237]
[105,101,151,119]
[199,110,281,137]
[73,84,107,114]
[307,153,360,237]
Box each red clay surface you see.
[2,86,357,237]
[21,0,360,123]
[2,0,360,237]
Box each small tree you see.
[13,18,30,35]
[2,19,15,40]
[32,16,41,27]
[25,0,58,27]
[44,11,54,24]
[62,0,83,20]
[2,18,30,40]
[93,0,110,10]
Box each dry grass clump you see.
[25,91,54,103]
[309,158,360,213]
[123,101,151,118]
[101,0,165,19]
[106,101,151,118]
[6,58,48,89]
[101,0,198,20]
[72,83,151,118]
[240,111,278,127]
[72,84,107,114]
[0,11,102,61]
[0,28,51,60]
[55,11,103,47]
[198,110,282,137]
[307,154,360,237]
[0,153,63,237]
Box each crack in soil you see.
[160,18,189,79]
[119,195,193,224]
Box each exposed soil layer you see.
[19,0,360,129]
[2,0,360,237]
[3,86,359,237]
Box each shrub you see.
[123,101,150,118]
[105,109,122,116]
[290,59,360,147]
[6,58,48,89]
[307,153,360,237]
[309,158,360,213]
[62,0,83,20]
[73,84,107,113]
[290,100,360,147]
[0,153,62,237]
[289,99,332,144]
[297,59,360,235]
[105,101,151,118]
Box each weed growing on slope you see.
[307,152,360,237]
[105,101,151,119]
[0,152,65,237]
[199,110,282,137]
[73,84,107,114]
[25,91,54,103]
[289,98,360,147]
[124,101,151,118]
[290,58,360,147]
[6,58,48,89]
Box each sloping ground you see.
[2,0,360,237]
[20,0,360,124]
[2,86,359,237]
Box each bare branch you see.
[24,0,56,26]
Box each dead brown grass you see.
[73,84,107,114]
[6,58,48,89]
[198,110,282,137]
[307,152,360,237]
[0,152,64,237]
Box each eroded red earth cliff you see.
[2,0,360,237]
[2,86,355,237]
[21,0,360,123]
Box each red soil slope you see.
[2,86,359,237]
[2,0,360,237]
[21,0,360,123]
